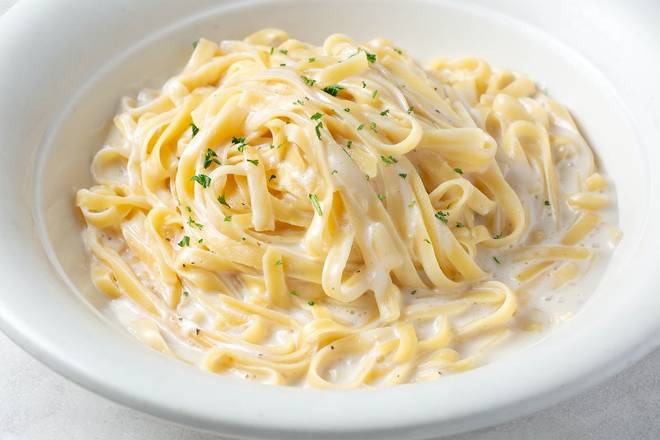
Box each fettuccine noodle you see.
[76,29,619,387]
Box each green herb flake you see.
[399,173,407,179]
[380,109,390,116]
[454,167,463,174]
[246,159,260,166]
[377,194,386,202]
[275,259,283,266]
[269,174,277,181]
[344,107,351,112]
[191,174,211,188]
[380,155,398,165]
[192,40,199,49]
[493,256,501,264]
[407,106,414,114]
[346,140,353,149]
[408,200,416,208]
[289,290,299,296]
[300,75,317,86]
[362,80,367,88]
[322,84,344,96]
[310,112,323,120]
[203,148,220,168]
[456,222,464,228]
[544,200,551,206]
[410,289,417,295]
[224,215,232,222]
[183,291,189,297]
[307,300,316,306]
[187,217,203,229]
[315,121,323,140]
[369,121,377,131]
[434,211,449,224]
[309,193,323,216]
[294,99,304,105]
[393,48,403,55]
[331,169,338,175]
[279,49,288,55]
[372,89,379,99]
[357,124,364,131]
[232,136,246,145]
[365,51,376,63]
[308,57,316,63]
[217,194,230,207]
[494,233,503,239]
[423,238,431,244]
[190,123,200,137]
[280,63,286,67]
[269,47,274,55]
[178,236,190,247]
[198,238,203,243]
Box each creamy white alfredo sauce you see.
[77,29,620,387]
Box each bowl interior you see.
[2,0,656,438]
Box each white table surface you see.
[1,1,659,439]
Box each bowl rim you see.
[1,0,660,438]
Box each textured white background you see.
[1,1,659,439]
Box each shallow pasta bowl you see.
[0,0,659,438]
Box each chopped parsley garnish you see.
[380,109,390,116]
[275,259,283,266]
[322,85,344,96]
[331,169,338,175]
[224,215,232,222]
[315,121,323,139]
[454,167,463,174]
[307,300,316,306]
[183,291,189,297]
[493,256,501,264]
[178,236,190,247]
[246,159,259,166]
[191,174,211,188]
[380,155,398,165]
[408,200,416,208]
[407,106,414,114]
[544,200,551,206]
[280,63,286,67]
[187,217,203,229]
[365,51,376,63]
[494,233,502,239]
[232,136,247,152]
[343,108,350,113]
[393,48,403,55]
[300,75,317,86]
[423,238,431,244]
[308,57,316,62]
[346,140,353,149]
[190,123,200,137]
[217,194,230,207]
[410,289,417,295]
[294,99,304,105]
[203,148,220,168]
[310,112,323,120]
[369,121,377,132]
[198,238,203,243]
[362,80,367,88]
[309,193,323,216]
[192,40,199,49]
[269,47,274,55]
[289,290,299,296]
[357,124,364,131]
[377,194,386,202]
[279,49,288,55]
[372,89,379,98]
[399,173,407,179]
[269,174,277,181]
[456,222,465,228]
[434,211,449,224]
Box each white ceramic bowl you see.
[1,0,659,438]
